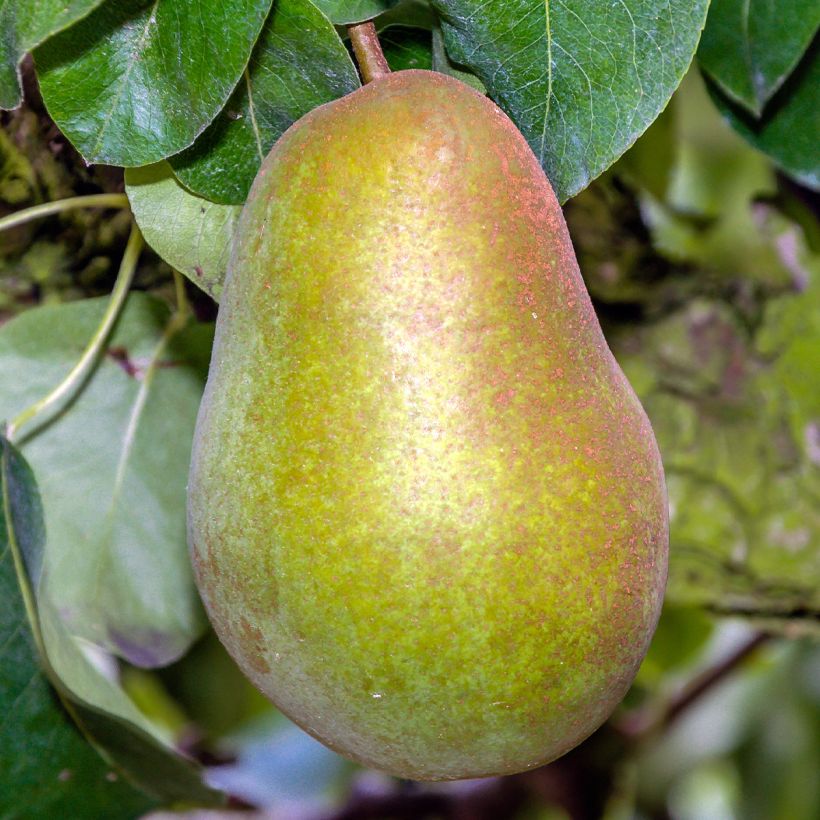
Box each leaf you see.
[698,0,820,116]
[643,71,781,270]
[33,0,274,166]
[380,26,432,71]
[734,646,820,820]
[706,44,820,191]
[126,163,239,301]
[611,100,677,202]
[430,0,710,202]
[170,0,360,206]
[1,436,220,816]
[0,294,214,667]
[373,0,437,30]
[0,0,107,110]
[311,0,400,24]
[0,436,155,819]
[430,25,485,94]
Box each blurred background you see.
[2,58,818,819]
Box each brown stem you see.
[619,631,771,741]
[348,21,390,84]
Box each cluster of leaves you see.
[2,0,714,207]
[699,0,819,190]
[568,70,820,633]
[0,0,818,817]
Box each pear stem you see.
[5,222,143,443]
[348,21,390,84]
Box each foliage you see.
[125,164,239,302]
[0,436,219,818]
[0,0,818,816]
[698,0,819,116]
[34,0,274,166]
[595,74,820,630]
[169,0,361,205]
[0,294,213,667]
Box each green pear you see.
[188,69,668,781]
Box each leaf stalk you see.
[5,222,144,442]
[0,193,129,233]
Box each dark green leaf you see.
[373,0,437,30]
[126,163,239,300]
[0,294,213,667]
[36,576,223,807]
[0,0,106,109]
[430,25,485,94]
[34,0,274,166]
[312,0,400,24]
[171,0,360,205]
[381,26,432,71]
[0,436,185,818]
[430,0,710,202]
[698,0,820,116]
[706,45,820,191]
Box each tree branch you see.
[619,631,771,741]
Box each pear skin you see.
[188,70,668,780]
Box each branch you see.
[348,21,390,84]
[619,631,771,741]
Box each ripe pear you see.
[188,69,668,781]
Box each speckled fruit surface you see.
[188,70,668,781]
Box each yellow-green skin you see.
[188,70,668,781]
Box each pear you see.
[188,69,668,781]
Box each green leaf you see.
[698,0,820,116]
[0,436,155,818]
[170,0,360,206]
[1,436,220,816]
[311,0,400,24]
[612,101,677,202]
[430,0,710,202]
[380,26,432,71]
[0,0,106,110]
[34,0,274,166]
[126,163,240,301]
[430,25,485,94]
[373,0,437,30]
[0,294,213,667]
[643,71,781,269]
[706,45,820,191]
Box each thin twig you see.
[0,193,129,233]
[348,21,390,84]
[172,269,192,321]
[5,223,144,442]
[619,631,771,741]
